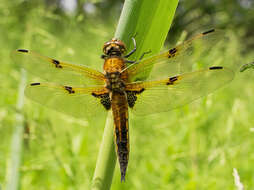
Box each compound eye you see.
[103,45,111,54]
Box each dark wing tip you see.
[30,83,41,86]
[167,76,179,85]
[202,29,215,35]
[64,86,75,94]
[52,59,60,64]
[209,66,223,70]
[17,49,29,53]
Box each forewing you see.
[127,29,225,82]
[25,83,109,119]
[126,66,234,115]
[12,49,105,86]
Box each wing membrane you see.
[25,83,108,119]
[126,66,234,115]
[127,29,225,82]
[12,50,105,86]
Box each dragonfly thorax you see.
[105,72,126,93]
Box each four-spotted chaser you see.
[12,29,235,181]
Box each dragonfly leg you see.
[124,36,137,58]
[124,50,152,67]
[125,60,136,64]
[138,50,152,62]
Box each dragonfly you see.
[12,29,235,181]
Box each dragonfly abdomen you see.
[111,92,129,182]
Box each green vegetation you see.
[1,0,254,189]
[240,62,254,72]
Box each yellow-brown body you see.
[103,56,129,181]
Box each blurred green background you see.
[1,0,254,189]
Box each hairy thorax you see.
[103,57,128,94]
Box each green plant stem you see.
[91,112,115,190]
[91,0,179,189]
[115,0,179,63]
[6,69,26,190]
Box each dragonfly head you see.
[103,38,126,56]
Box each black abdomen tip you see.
[120,167,127,182]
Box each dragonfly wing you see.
[127,29,226,82]
[126,66,234,115]
[25,83,110,119]
[12,49,105,86]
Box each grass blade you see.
[6,69,26,190]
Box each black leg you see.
[125,60,136,64]
[138,50,151,62]
[125,50,151,65]
[124,37,137,58]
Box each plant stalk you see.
[6,69,26,190]
[91,0,179,189]
[91,111,115,190]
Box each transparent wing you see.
[127,29,226,82]
[11,49,105,86]
[25,83,109,119]
[125,66,234,115]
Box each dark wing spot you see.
[30,83,40,86]
[92,93,111,110]
[64,86,75,94]
[169,48,177,54]
[100,94,111,110]
[91,92,99,97]
[52,59,62,68]
[127,88,145,108]
[202,29,215,35]
[127,92,137,108]
[167,76,178,85]
[17,49,28,53]
[168,47,177,58]
[209,66,223,70]
[91,92,98,97]
[137,88,145,94]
